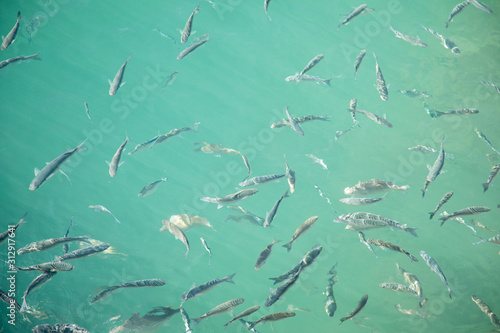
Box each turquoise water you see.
[1,0,500,332]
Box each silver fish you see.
[255,239,279,270]
[305,154,328,170]
[433,108,479,117]
[263,189,289,227]
[420,250,452,299]
[389,25,428,47]
[324,265,337,317]
[89,205,120,223]
[29,139,87,191]
[284,155,296,194]
[482,163,499,192]
[285,73,334,86]
[1,11,21,51]
[429,191,454,219]
[474,128,500,155]
[162,71,179,88]
[248,312,295,329]
[471,219,498,233]
[335,124,357,141]
[354,109,392,127]
[18,235,91,255]
[32,324,89,333]
[155,123,199,145]
[0,212,27,245]
[91,279,166,304]
[285,106,304,136]
[200,237,212,266]
[265,269,301,307]
[180,273,235,302]
[468,0,493,14]
[408,145,455,159]
[338,5,372,28]
[270,115,331,129]
[84,102,91,120]
[128,135,159,155]
[397,263,424,308]
[138,177,167,197]
[282,216,319,252]
[471,295,500,328]
[445,1,469,28]
[439,206,491,226]
[339,196,385,206]
[420,25,460,54]
[339,294,368,325]
[368,238,418,262]
[480,80,500,93]
[348,98,359,125]
[226,205,264,225]
[473,234,500,245]
[269,245,322,284]
[224,305,260,327]
[422,136,445,197]
[107,135,129,177]
[394,304,431,318]
[379,282,418,296]
[358,231,377,257]
[109,54,131,95]
[180,3,200,43]
[239,172,287,187]
[398,89,431,99]
[177,36,209,60]
[163,220,190,259]
[0,52,40,70]
[180,307,193,333]
[201,188,258,209]
[192,298,244,326]
[264,0,272,20]
[20,271,57,313]
[10,261,74,272]
[353,50,366,80]
[299,54,324,75]
[56,243,110,261]
[373,52,388,101]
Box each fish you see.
[314,184,333,207]
[224,305,260,327]
[270,115,331,129]
[89,205,120,223]
[180,273,235,302]
[344,179,409,196]
[248,312,296,329]
[201,188,258,209]
[408,145,455,159]
[0,288,21,312]
[138,178,167,197]
[269,245,322,284]
[33,324,90,332]
[468,0,493,14]
[0,52,40,70]
[29,139,87,190]
[200,237,212,266]
[422,136,445,198]
[1,11,21,51]
[285,106,304,136]
[255,239,279,270]
[373,52,389,101]
[367,238,418,262]
[56,243,110,261]
[265,269,301,307]
[439,206,491,226]
[338,5,372,28]
[239,172,287,187]
[299,54,324,75]
[109,54,131,95]
[238,319,261,333]
[155,123,199,145]
[445,1,469,28]
[419,25,460,54]
[339,294,368,325]
[324,264,337,317]
[472,234,500,245]
[471,219,498,233]
[398,89,431,99]
[264,0,272,20]
[429,191,454,219]
[111,306,179,332]
[180,3,200,43]
[177,36,209,60]
[84,102,91,120]
[354,109,392,127]
[263,189,289,227]
[339,196,385,206]
[471,295,500,328]
[285,73,335,86]
[107,135,129,177]
[482,163,499,192]
[226,206,264,226]
[480,80,500,94]
[397,263,424,308]
[90,279,166,304]
[353,50,366,80]
[192,298,244,326]
[9,261,74,272]
[474,128,500,155]
[282,216,319,252]
[358,231,377,257]
[420,250,452,299]
[162,71,179,88]
[128,135,159,155]
[389,25,428,47]
[335,213,418,237]
[305,154,328,170]
[162,220,190,259]
[180,307,193,333]
[194,142,240,156]
[17,235,91,255]
[335,124,357,141]
[284,155,296,193]
[433,108,479,117]
[20,271,57,312]
[379,282,418,296]
[348,98,360,125]
[394,304,431,318]
[0,212,27,245]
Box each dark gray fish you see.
[339,294,368,325]
[18,235,92,255]
[10,261,73,272]
[420,250,451,299]
[373,52,388,101]
[181,273,235,302]
[248,312,295,329]
[445,1,470,28]
[62,216,73,254]
[263,189,289,227]
[0,212,27,245]
[285,106,304,136]
[265,269,301,307]
[482,163,499,192]
[225,305,260,327]
[468,0,493,13]
[389,25,428,47]
[32,323,90,333]
[439,206,491,226]
[0,288,21,312]
[1,11,21,51]
[57,243,110,261]
[338,5,371,28]
[29,139,87,190]
[283,216,319,252]
[181,3,200,43]
[422,136,445,198]
[300,54,324,75]
[269,245,322,284]
[20,271,57,312]
[353,50,366,80]
[107,134,129,177]
[226,205,264,225]
[429,191,454,219]
[471,295,500,328]
[255,239,279,270]
[138,178,167,197]
[177,36,209,60]
[0,52,40,70]
[109,54,132,96]
[192,298,244,326]
[368,238,418,262]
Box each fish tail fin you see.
[32,52,41,61]
[269,277,280,284]
[428,212,435,220]
[472,236,486,245]
[20,297,28,313]
[226,273,236,284]
[325,78,332,86]
[185,250,189,260]
[282,242,293,252]
[482,183,489,192]
[191,317,201,327]
[439,217,447,226]
[192,122,200,131]
[404,227,418,237]
[409,255,419,262]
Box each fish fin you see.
[105,160,110,166]
[20,297,28,313]
[217,204,223,209]
[118,161,125,167]
[482,183,489,192]
[34,167,40,176]
[120,81,126,88]
[429,212,435,220]
[426,164,432,171]
[226,273,236,284]
[108,79,112,86]
[282,242,293,252]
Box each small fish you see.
[224,305,260,327]
[373,52,389,101]
[155,123,199,145]
[29,139,87,190]
[283,216,319,252]
[138,178,167,197]
[20,271,57,312]
[201,188,258,209]
[180,307,193,333]
[109,54,132,96]
[348,98,360,125]
[163,220,190,259]
[299,54,324,75]
[284,155,296,194]
[389,25,428,47]
[269,245,322,284]
[265,269,301,307]
[285,106,304,136]
[379,282,418,296]
[255,239,279,270]
[358,231,377,257]
[472,233,500,245]
[177,36,209,60]
[0,52,40,70]
[270,115,331,129]
[420,25,460,54]
[263,189,289,227]
[9,261,74,272]
[324,264,338,317]
[471,295,500,328]
[439,206,491,226]
[398,89,431,99]
[180,273,235,302]
[107,135,129,177]
[112,306,179,331]
[480,80,500,94]
[285,73,335,86]
[89,205,120,223]
[90,279,166,304]
[397,263,424,308]
[432,108,479,117]
[264,0,272,20]
[353,50,366,80]
[429,191,454,219]
[340,196,385,206]
[422,136,445,198]
[248,312,296,329]
[1,11,21,51]
[128,135,159,155]
[180,3,200,43]
[200,237,212,266]
[395,304,431,318]
[408,145,455,159]
[239,172,287,187]
[339,294,368,325]
[482,163,500,192]
[226,206,264,226]
[192,298,244,326]
[84,102,91,120]
[368,238,418,262]
[335,124,357,141]
[468,0,493,14]
[0,212,27,245]
[445,1,469,28]
[162,71,179,88]
[0,288,21,312]
[354,109,392,127]
[471,219,498,233]
[17,235,92,255]
[314,184,333,207]
[420,250,452,299]
[338,5,372,28]
[56,243,110,261]
[474,128,500,155]
[305,154,328,170]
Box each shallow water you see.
[1,0,499,332]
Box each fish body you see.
[285,106,304,136]
[162,71,179,88]
[482,163,499,192]
[225,305,260,327]
[475,128,500,155]
[380,282,418,296]
[339,294,368,325]
[439,206,491,226]
[480,80,500,94]
[109,54,131,95]
[226,206,263,225]
[11,261,73,272]
[420,25,460,54]
[472,234,500,245]
[1,11,21,51]
[128,136,159,155]
[181,3,200,43]
[354,109,392,127]
[397,263,424,307]
[248,312,295,329]
[336,212,417,237]
[398,89,431,99]
[471,219,498,233]
[269,245,322,284]
[348,97,358,124]
[57,243,110,261]
[305,154,328,170]
[408,145,455,159]
[239,172,287,187]
[138,178,167,197]
[468,0,493,13]
[255,239,279,270]
[471,295,500,327]
[429,191,454,219]
[339,196,385,206]
[0,212,27,245]
[181,273,235,302]
[284,155,296,193]
[89,205,120,223]
[163,220,190,259]
[91,279,166,304]
[177,36,209,60]
[338,5,371,28]
[18,235,92,255]
[200,237,212,266]
[324,265,337,317]
[264,0,272,20]
[420,250,452,299]
[192,298,244,326]
[389,25,428,47]
[84,102,91,120]
[29,139,87,190]
[283,216,319,252]
[299,54,324,75]
[155,123,199,145]
[422,136,445,197]
[353,50,366,80]
[263,189,289,227]
[344,179,409,196]
[107,135,129,177]
[285,73,333,86]
[0,288,21,312]
[180,307,193,333]
[373,52,388,101]
[335,124,357,141]
[358,231,377,257]
[0,52,40,70]
[201,188,258,209]
[367,238,418,262]
[265,269,301,307]
[20,271,57,312]
[433,108,479,117]
[445,1,469,28]
[395,304,431,318]
[271,115,331,128]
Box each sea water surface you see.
[1,0,499,332]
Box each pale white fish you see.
[305,154,328,170]
[138,177,167,197]
[84,102,91,120]
[107,134,129,177]
[1,11,21,51]
[108,54,132,95]
[89,205,120,223]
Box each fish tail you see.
[482,183,489,192]
[439,217,448,226]
[472,236,486,245]
[404,227,418,237]
[282,242,293,252]
[428,212,435,220]
[324,78,332,86]
[20,297,28,313]
[191,317,201,327]
[226,273,236,284]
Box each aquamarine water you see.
[1,0,499,332]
